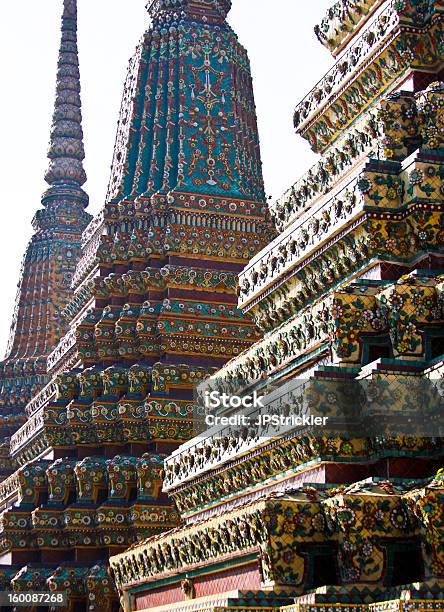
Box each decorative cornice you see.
[296,3,444,153]
[314,0,385,57]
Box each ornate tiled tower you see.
[0,0,271,609]
[0,0,91,479]
[111,1,444,610]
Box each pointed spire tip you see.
[44,0,87,190]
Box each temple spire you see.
[0,0,91,413]
[44,0,88,201]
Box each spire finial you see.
[44,0,87,190]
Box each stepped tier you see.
[241,83,444,324]
[297,0,444,153]
[111,476,444,608]
[163,340,444,518]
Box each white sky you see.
[0,1,333,357]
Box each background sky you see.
[0,0,333,357]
